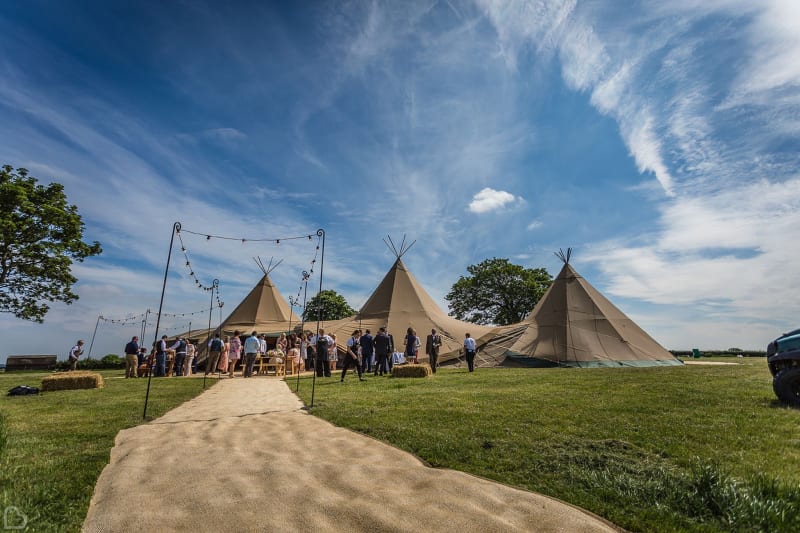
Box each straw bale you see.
[41,371,104,391]
[390,364,432,378]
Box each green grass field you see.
[0,371,213,532]
[294,358,800,532]
[1,360,798,532]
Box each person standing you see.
[170,337,187,377]
[373,327,391,376]
[67,339,84,371]
[155,335,168,377]
[184,341,196,376]
[328,333,339,372]
[276,332,288,354]
[359,329,374,374]
[124,336,140,378]
[227,331,241,377]
[405,327,420,364]
[463,332,477,372]
[300,333,311,373]
[218,336,230,375]
[342,330,365,382]
[243,331,260,378]
[206,333,224,376]
[313,329,333,377]
[426,329,442,374]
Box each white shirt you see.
[243,335,260,354]
[463,337,477,351]
[259,338,267,353]
[346,336,360,355]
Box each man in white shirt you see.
[258,335,268,355]
[463,332,477,373]
[243,331,260,378]
[68,339,84,371]
[313,329,333,377]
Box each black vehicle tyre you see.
[773,367,800,407]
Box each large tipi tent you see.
[187,259,300,361]
[217,273,300,336]
[496,250,680,368]
[323,255,496,365]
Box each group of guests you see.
[124,335,199,378]
[120,326,480,379]
[207,330,304,378]
[302,326,471,380]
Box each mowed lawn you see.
[0,371,212,532]
[294,358,800,533]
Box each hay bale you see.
[41,371,104,392]
[391,364,432,378]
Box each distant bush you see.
[100,354,124,367]
[671,350,766,358]
[53,354,125,371]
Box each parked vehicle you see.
[767,330,800,406]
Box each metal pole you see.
[141,308,151,344]
[144,222,181,420]
[296,271,309,392]
[203,279,219,389]
[87,314,102,360]
[311,229,325,408]
[288,297,295,332]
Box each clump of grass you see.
[684,462,800,532]
[0,414,6,456]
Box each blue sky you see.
[1,0,799,359]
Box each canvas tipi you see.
[218,258,300,336]
[323,238,496,365]
[500,249,680,367]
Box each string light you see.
[176,226,321,320]
[180,228,315,243]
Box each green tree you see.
[0,165,102,322]
[446,258,552,325]
[302,289,356,321]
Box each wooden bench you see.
[5,355,58,372]
[261,362,285,376]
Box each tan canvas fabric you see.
[319,259,496,364]
[500,263,679,367]
[218,274,300,335]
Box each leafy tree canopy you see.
[302,289,356,321]
[0,165,102,322]
[446,257,552,325]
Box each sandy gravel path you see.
[83,377,620,532]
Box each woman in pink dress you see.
[227,331,242,377]
[218,335,230,374]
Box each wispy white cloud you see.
[526,220,542,231]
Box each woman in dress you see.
[276,332,288,354]
[219,336,230,374]
[405,327,420,364]
[287,341,302,374]
[328,333,338,371]
[227,330,242,377]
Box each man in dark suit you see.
[426,328,442,373]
